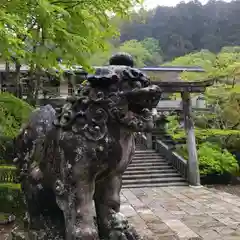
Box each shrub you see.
[175,142,239,176]
[197,142,239,175]
[0,93,33,162]
[0,92,33,136]
[0,185,24,221]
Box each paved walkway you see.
[121,186,240,240]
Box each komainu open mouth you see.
[126,84,161,116]
[117,84,161,131]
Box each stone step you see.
[134,152,161,155]
[128,162,170,167]
[122,172,181,180]
[122,177,186,185]
[124,169,178,174]
[131,159,166,163]
[127,165,173,171]
[123,149,187,187]
[132,158,167,162]
[135,150,156,153]
[122,182,188,188]
[133,155,164,158]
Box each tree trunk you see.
[26,66,36,106]
[232,76,236,88]
[5,62,10,78]
[34,69,42,106]
[15,62,22,98]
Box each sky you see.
[144,0,232,9]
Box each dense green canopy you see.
[0,0,142,70]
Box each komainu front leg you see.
[56,179,99,240]
[94,174,142,240]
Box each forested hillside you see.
[119,0,240,61]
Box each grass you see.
[0,182,20,190]
[0,164,16,170]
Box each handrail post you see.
[181,92,201,186]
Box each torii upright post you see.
[181,92,201,186]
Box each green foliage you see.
[0,182,20,189]
[0,92,33,124]
[118,39,151,67]
[89,37,163,67]
[89,49,113,66]
[119,1,240,60]
[0,185,24,221]
[0,93,33,157]
[167,115,240,145]
[0,0,142,71]
[0,92,33,138]
[211,51,240,83]
[165,47,240,83]
[166,114,240,176]
[174,142,239,176]
[197,142,239,176]
[140,37,163,66]
[167,50,216,81]
[0,165,16,170]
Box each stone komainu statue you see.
[14,65,161,239]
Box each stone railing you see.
[154,139,188,179]
[135,133,148,149]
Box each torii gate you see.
[151,79,214,186]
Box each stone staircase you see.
[122,147,187,188]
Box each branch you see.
[51,0,83,10]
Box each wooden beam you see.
[153,79,214,93]
[181,92,201,186]
[156,106,210,112]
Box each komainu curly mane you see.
[13,65,161,240]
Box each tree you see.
[166,50,216,81]
[118,39,151,67]
[89,44,116,66]
[226,62,240,87]
[0,92,33,161]
[210,49,240,85]
[118,1,240,60]
[0,0,142,104]
[141,38,163,65]
[89,37,164,67]
[1,0,143,69]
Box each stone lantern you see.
[196,93,206,108]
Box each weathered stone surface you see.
[120,186,240,240]
[14,64,161,240]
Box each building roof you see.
[0,64,29,72]
[140,66,205,72]
[0,64,205,73]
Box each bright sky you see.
[144,0,232,9]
